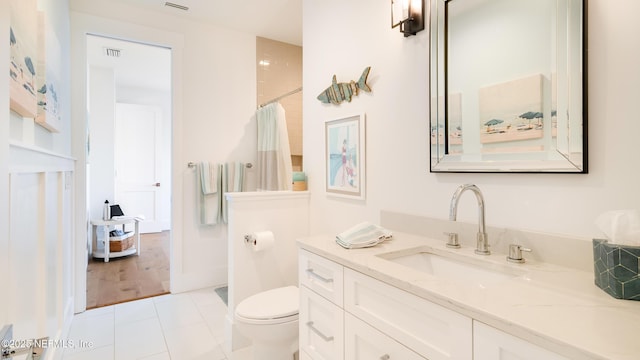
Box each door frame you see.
[71,15,185,313]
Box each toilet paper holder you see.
[244,234,255,245]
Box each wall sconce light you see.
[391,0,425,37]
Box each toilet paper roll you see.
[251,231,275,252]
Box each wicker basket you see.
[110,235,134,252]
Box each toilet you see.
[234,285,299,360]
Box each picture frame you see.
[9,0,38,118]
[35,11,62,132]
[325,113,366,199]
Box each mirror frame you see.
[429,0,588,173]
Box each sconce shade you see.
[391,0,425,37]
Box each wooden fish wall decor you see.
[317,67,371,105]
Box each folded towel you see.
[336,222,393,249]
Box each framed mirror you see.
[430,0,587,173]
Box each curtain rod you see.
[258,87,303,109]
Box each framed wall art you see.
[9,0,38,118]
[325,113,365,199]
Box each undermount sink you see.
[378,248,521,288]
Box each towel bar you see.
[188,162,253,168]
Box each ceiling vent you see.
[103,47,122,58]
[164,2,189,11]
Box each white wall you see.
[88,66,115,221]
[1,0,74,355]
[303,0,640,241]
[70,0,259,297]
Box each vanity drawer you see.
[299,249,344,306]
[474,321,569,360]
[344,268,472,360]
[345,312,427,360]
[300,285,344,360]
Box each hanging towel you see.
[234,162,245,192]
[198,162,220,225]
[256,102,293,191]
[220,163,229,224]
[199,162,217,195]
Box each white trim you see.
[71,12,184,311]
[226,191,310,203]
[9,141,75,173]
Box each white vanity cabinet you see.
[300,286,344,360]
[299,249,471,360]
[345,312,425,360]
[344,268,472,360]
[473,321,569,360]
[299,250,345,359]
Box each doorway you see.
[86,34,172,308]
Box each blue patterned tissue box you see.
[593,239,640,300]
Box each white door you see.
[115,103,163,233]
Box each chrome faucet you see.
[449,184,490,255]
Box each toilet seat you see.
[235,286,299,325]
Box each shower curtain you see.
[256,102,293,191]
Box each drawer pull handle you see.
[306,321,334,342]
[306,269,334,283]
[380,355,390,360]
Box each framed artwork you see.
[35,12,61,132]
[479,74,544,144]
[9,0,38,118]
[325,114,365,199]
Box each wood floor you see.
[86,230,170,309]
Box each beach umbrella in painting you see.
[519,111,540,126]
[25,57,35,76]
[484,119,503,131]
[519,111,537,120]
[534,111,544,125]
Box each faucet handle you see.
[507,244,531,263]
[444,232,461,249]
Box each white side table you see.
[91,217,141,262]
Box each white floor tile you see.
[115,297,158,325]
[63,344,113,360]
[230,345,253,360]
[152,292,182,304]
[139,352,171,360]
[115,317,167,360]
[155,294,204,331]
[63,288,233,360]
[197,302,228,338]
[74,305,114,320]
[163,321,226,360]
[64,312,114,356]
[188,287,219,306]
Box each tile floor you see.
[62,287,252,360]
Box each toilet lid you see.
[236,286,299,320]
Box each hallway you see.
[87,231,170,309]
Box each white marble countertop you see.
[298,231,640,360]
